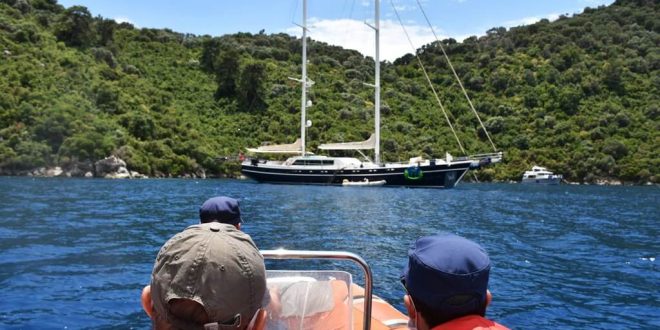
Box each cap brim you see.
[400,260,410,285]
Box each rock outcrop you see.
[67,161,94,177]
[94,155,126,177]
[93,155,147,179]
[594,178,623,186]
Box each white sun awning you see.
[246,139,302,154]
[318,134,375,150]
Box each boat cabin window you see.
[264,270,352,330]
[292,159,335,166]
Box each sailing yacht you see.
[241,0,501,188]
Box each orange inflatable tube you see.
[351,284,409,330]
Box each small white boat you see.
[342,178,386,187]
[522,166,563,184]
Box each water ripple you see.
[0,178,658,329]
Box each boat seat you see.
[265,271,351,330]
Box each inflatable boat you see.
[342,179,387,187]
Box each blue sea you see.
[0,177,658,329]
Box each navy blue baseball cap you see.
[401,233,490,318]
[199,196,242,225]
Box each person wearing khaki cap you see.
[141,222,268,330]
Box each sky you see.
[57,0,615,61]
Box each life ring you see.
[404,166,423,180]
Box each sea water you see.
[0,177,657,329]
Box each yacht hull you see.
[241,162,473,188]
[521,177,562,185]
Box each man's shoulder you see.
[432,315,509,330]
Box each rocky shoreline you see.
[486,179,656,186]
[0,155,185,179]
[1,167,654,186]
[0,156,653,185]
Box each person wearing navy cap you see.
[401,233,508,330]
[199,196,243,230]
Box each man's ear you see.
[249,309,267,330]
[403,294,416,318]
[141,285,155,319]
[485,289,492,308]
[236,223,242,230]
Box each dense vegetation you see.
[0,0,657,183]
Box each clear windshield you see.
[264,270,353,330]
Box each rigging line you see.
[338,0,358,51]
[415,0,497,152]
[349,0,356,19]
[340,0,348,16]
[390,0,467,156]
[340,0,356,20]
[290,0,299,26]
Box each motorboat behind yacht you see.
[521,166,563,184]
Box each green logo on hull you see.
[404,166,423,180]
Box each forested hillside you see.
[0,0,657,183]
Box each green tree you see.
[59,131,115,161]
[602,139,628,160]
[33,110,74,152]
[602,61,624,93]
[54,5,94,47]
[236,60,267,111]
[214,47,240,99]
[95,18,115,46]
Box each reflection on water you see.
[0,177,658,329]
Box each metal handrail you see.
[468,151,504,160]
[260,249,372,330]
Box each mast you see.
[374,0,381,164]
[300,0,308,156]
[366,0,381,164]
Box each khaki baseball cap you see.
[150,222,266,329]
